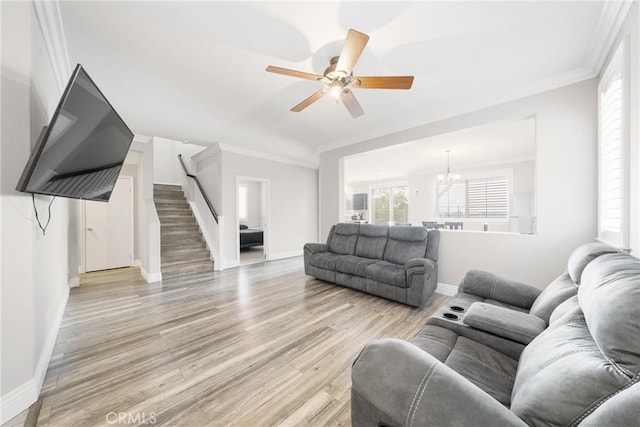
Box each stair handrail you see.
[177,154,219,224]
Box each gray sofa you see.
[351,251,640,426]
[303,223,440,307]
[425,242,621,358]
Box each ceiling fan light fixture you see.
[330,85,344,99]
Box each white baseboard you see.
[1,287,69,424]
[135,260,162,283]
[435,282,459,296]
[267,250,302,261]
[140,266,162,283]
[0,378,37,424]
[68,276,79,288]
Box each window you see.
[371,184,409,225]
[435,175,509,219]
[238,184,248,221]
[598,40,628,248]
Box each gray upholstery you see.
[454,242,620,327]
[383,226,429,265]
[352,250,640,426]
[354,224,388,259]
[567,242,620,283]
[463,303,546,345]
[303,224,440,307]
[328,223,359,255]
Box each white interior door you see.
[85,175,134,272]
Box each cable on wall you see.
[32,193,55,235]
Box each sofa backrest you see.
[425,229,440,262]
[355,224,389,259]
[328,223,360,255]
[529,242,619,323]
[510,253,640,426]
[383,226,429,265]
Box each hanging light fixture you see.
[437,150,461,183]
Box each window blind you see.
[597,40,627,248]
[467,177,508,218]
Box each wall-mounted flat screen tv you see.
[16,64,134,202]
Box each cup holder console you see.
[449,306,465,312]
[442,312,460,320]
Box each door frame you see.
[236,175,270,264]
[80,175,135,273]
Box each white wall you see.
[1,2,76,422]
[193,147,318,268]
[221,151,318,266]
[320,79,598,289]
[152,137,205,184]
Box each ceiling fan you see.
[266,29,414,118]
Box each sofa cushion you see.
[445,336,518,406]
[567,242,619,284]
[328,223,360,255]
[335,255,378,277]
[354,224,388,259]
[578,253,640,375]
[365,261,406,288]
[410,325,517,406]
[511,309,629,426]
[528,272,576,323]
[383,226,428,265]
[308,252,341,270]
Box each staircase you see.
[154,184,214,278]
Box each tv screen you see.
[16,64,134,202]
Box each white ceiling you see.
[59,1,606,166]
[344,117,535,183]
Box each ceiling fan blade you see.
[266,66,322,82]
[341,89,364,118]
[291,89,327,112]
[335,29,369,75]
[352,76,415,89]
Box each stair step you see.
[154,200,188,207]
[161,241,207,252]
[162,236,205,247]
[155,206,191,213]
[162,260,214,278]
[161,257,212,269]
[162,249,210,263]
[159,218,197,226]
[154,184,181,190]
[161,229,202,238]
[161,225,201,234]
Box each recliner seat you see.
[351,252,640,426]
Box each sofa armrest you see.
[405,258,438,307]
[351,338,527,427]
[463,303,547,345]
[460,270,541,309]
[405,257,435,276]
[303,243,329,255]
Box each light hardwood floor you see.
[33,258,447,426]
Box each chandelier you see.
[437,150,461,183]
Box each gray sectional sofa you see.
[303,223,440,307]
[351,246,640,426]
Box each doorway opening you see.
[237,177,269,266]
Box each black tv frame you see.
[16,64,134,202]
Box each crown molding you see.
[584,0,634,75]
[32,0,72,93]
[191,143,222,165]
